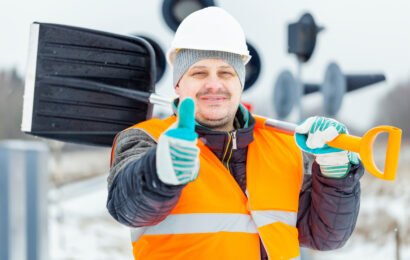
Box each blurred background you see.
[1,0,409,259]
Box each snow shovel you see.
[22,22,402,181]
[22,22,156,145]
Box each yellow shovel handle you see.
[327,126,402,181]
[262,117,402,181]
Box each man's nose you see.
[203,74,223,90]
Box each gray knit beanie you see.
[173,49,246,89]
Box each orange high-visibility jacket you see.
[124,115,303,259]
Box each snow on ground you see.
[49,178,133,259]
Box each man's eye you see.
[192,72,205,76]
[220,71,234,76]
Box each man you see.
[107,7,363,259]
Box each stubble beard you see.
[197,115,233,131]
[194,89,237,131]
[196,107,237,131]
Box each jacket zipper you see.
[232,131,237,150]
[224,130,237,170]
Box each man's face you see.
[175,58,242,131]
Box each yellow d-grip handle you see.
[327,126,402,181]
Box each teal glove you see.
[156,98,200,185]
[295,116,359,178]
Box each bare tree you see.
[0,68,28,140]
[374,79,410,139]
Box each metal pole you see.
[1,141,27,260]
[395,227,401,260]
[296,59,304,122]
[0,140,49,260]
[25,142,49,260]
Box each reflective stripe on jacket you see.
[124,115,303,259]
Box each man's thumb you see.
[177,98,195,131]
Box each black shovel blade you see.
[22,22,156,146]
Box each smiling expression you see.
[175,58,242,131]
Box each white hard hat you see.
[166,7,251,68]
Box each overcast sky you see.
[2,0,410,130]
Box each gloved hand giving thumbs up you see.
[156,98,200,185]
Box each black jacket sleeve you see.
[106,129,184,228]
[297,159,364,250]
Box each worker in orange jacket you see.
[107,7,363,259]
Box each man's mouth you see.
[202,97,226,101]
[197,90,231,100]
[199,96,228,103]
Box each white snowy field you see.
[49,180,133,259]
[48,143,410,259]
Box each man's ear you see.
[175,84,180,95]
